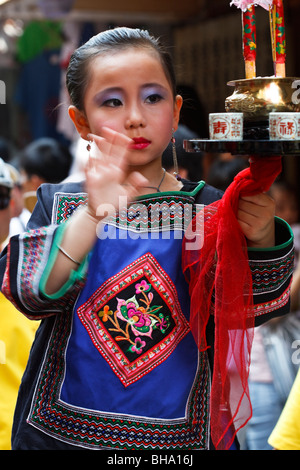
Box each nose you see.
[125,102,146,129]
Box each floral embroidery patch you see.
[77,253,190,386]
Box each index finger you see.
[88,128,133,153]
[88,129,133,170]
[100,127,133,147]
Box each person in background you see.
[206,154,249,192]
[176,84,208,138]
[268,368,300,450]
[0,158,39,450]
[0,158,13,249]
[18,137,73,212]
[5,163,30,237]
[0,138,28,236]
[244,179,300,450]
[269,180,300,309]
[269,180,300,231]
[0,137,12,164]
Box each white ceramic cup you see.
[209,113,243,141]
[269,112,300,140]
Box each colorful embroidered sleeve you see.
[0,182,88,320]
[1,224,87,320]
[249,217,294,325]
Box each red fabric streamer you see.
[182,155,282,450]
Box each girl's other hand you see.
[237,192,276,248]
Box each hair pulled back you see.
[66,27,177,111]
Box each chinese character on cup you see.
[209,113,243,141]
[269,112,300,140]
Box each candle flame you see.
[257,82,282,104]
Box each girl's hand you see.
[85,127,148,221]
[237,193,275,248]
[45,127,150,296]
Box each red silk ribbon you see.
[182,155,282,450]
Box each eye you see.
[145,93,163,104]
[102,98,123,107]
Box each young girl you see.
[0,27,293,451]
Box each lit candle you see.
[242,5,257,79]
[274,0,286,77]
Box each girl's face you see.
[69,48,182,168]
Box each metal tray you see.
[183,139,300,156]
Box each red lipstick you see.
[130,137,151,150]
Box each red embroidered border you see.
[77,253,191,386]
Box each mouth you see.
[129,137,151,150]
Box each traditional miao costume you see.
[0,179,293,450]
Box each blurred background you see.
[0,0,299,193]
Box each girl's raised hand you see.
[85,127,148,221]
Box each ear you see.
[68,105,91,140]
[172,95,183,132]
